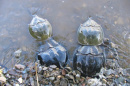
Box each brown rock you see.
[62,69,66,76]
[15,64,25,70]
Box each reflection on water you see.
[0,0,129,68]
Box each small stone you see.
[46,72,50,78]
[50,65,57,69]
[80,77,85,82]
[75,70,81,75]
[57,75,62,79]
[54,80,60,85]
[15,64,25,70]
[15,84,20,86]
[30,77,34,86]
[107,51,114,58]
[49,68,53,71]
[110,42,118,48]
[60,78,68,86]
[42,79,48,85]
[62,69,66,76]
[115,75,119,78]
[87,78,102,86]
[14,49,22,57]
[102,79,107,83]
[105,69,115,76]
[76,74,80,80]
[5,74,11,78]
[0,76,6,83]
[72,71,76,76]
[38,66,42,73]
[65,67,72,72]
[49,77,55,81]
[65,74,75,83]
[43,67,48,70]
[18,77,23,83]
[117,68,124,74]
[56,68,59,71]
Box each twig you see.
[35,62,39,86]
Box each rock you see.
[5,74,11,78]
[49,77,55,81]
[115,75,119,78]
[50,65,57,69]
[56,68,59,71]
[18,77,23,83]
[14,49,22,57]
[30,77,35,86]
[15,84,20,86]
[87,78,102,86]
[102,79,107,84]
[80,77,85,83]
[0,76,6,83]
[75,70,81,76]
[62,69,66,76]
[65,74,75,83]
[104,69,115,76]
[76,74,80,80]
[38,66,42,73]
[65,67,72,72]
[60,78,68,86]
[54,80,60,85]
[15,64,25,70]
[49,68,53,71]
[72,71,76,76]
[43,67,48,70]
[110,42,118,48]
[42,79,49,85]
[57,75,63,79]
[117,68,124,74]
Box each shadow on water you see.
[0,0,129,68]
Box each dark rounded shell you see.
[73,46,105,76]
[38,38,68,68]
[77,18,104,45]
[77,46,102,55]
[29,15,52,41]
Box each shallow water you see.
[0,0,129,68]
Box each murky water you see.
[0,0,129,68]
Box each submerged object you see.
[29,15,52,41]
[73,18,105,76]
[29,15,68,68]
[77,18,104,45]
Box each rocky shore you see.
[0,59,129,86]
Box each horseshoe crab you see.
[73,18,106,76]
[29,15,68,68]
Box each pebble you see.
[50,65,57,69]
[76,74,80,80]
[15,64,25,70]
[102,79,107,83]
[49,77,55,81]
[18,77,22,83]
[30,77,35,86]
[54,80,60,85]
[110,42,118,48]
[62,69,66,76]
[14,49,22,57]
[43,67,48,70]
[0,76,6,83]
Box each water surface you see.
[0,0,129,68]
